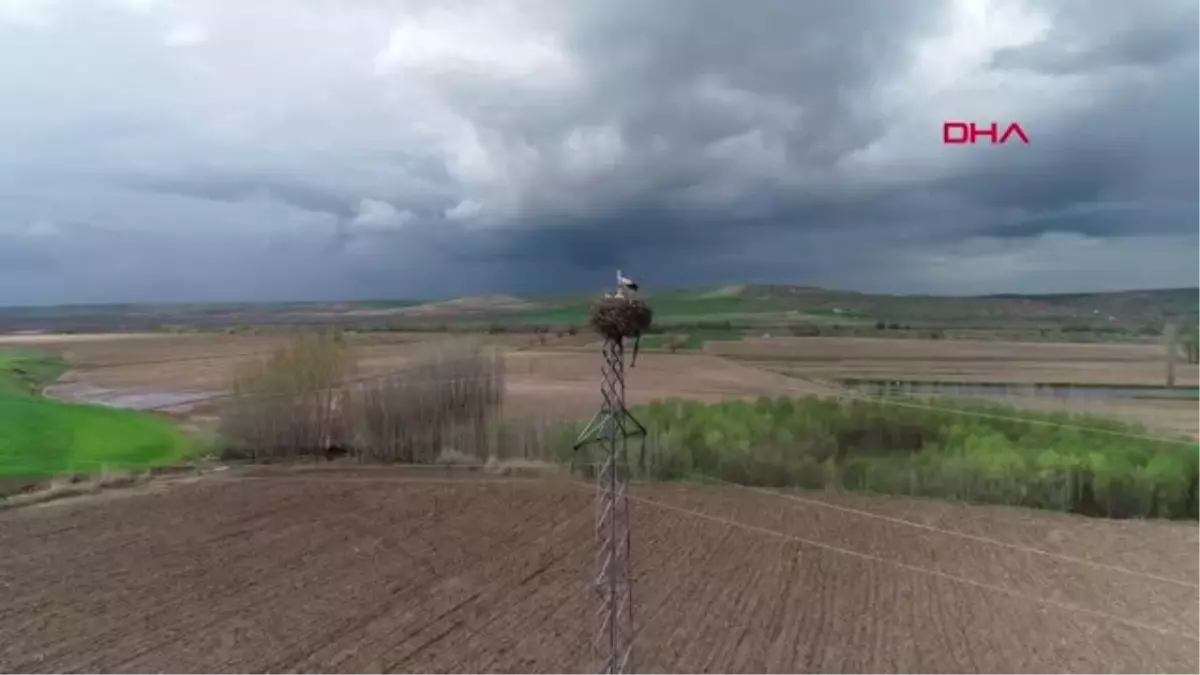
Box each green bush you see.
[566,395,1199,519]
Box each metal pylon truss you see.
[572,336,646,674]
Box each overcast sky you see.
[0,0,1196,305]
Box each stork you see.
[616,269,639,293]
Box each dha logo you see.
[943,121,1030,145]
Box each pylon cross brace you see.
[572,336,646,674]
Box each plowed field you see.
[1,468,1195,673]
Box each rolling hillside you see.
[1,285,1195,340]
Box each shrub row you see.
[218,332,505,464]
[566,396,1199,519]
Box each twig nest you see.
[589,297,653,340]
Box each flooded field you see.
[43,383,221,411]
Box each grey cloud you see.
[991,0,1199,75]
[134,173,360,219]
[0,0,1196,305]
[1015,22,1199,74]
[0,237,57,272]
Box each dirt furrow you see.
[1,471,1195,673]
[651,486,1199,637]
[469,498,696,673]
[641,520,746,669]
[253,487,566,672]
[758,540,803,673]
[371,513,595,672]
[258,488,591,672]
[700,530,772,672]
[287,494,590,671]
[612,504,726,673]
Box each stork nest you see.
[589,297,653,340]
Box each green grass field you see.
[0,350,191,478]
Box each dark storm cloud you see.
[938,146,1135,230]
[0,237,56,272]
[979,202,1196,240]
[0,0,1196,305]
[990,0,1199,75]
[424,0,1195,288]
[991,22,1198,75]
[958,43,1198,240]
[135,172,359,219]
[441,204,731,273]
[568,0,943,146]
[559,0,947,189]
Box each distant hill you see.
[393,294,544,316]
[673,284,1199,323]
[0,286,1194,337]
[490,284,1198,341]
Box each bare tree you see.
[1164,322,1178,386]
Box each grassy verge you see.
[0,349,67,396]
[562,396,1199,519]
[0,349,191,479]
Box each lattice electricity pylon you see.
[572,336,647,674]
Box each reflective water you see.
[45,383,220,410]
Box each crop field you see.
[705,336,1200,385]
[0,468,1195,673]
[2,319,1198,673]
[0,349,191,479]
[1,332,837,420]
[3,330,1195,461]
[700,337,1200,439]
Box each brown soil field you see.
[0,332,170,345]
[0,468,1195,673]
[707,336,1200,387]
[24,333,1192,392]
[9,333,526,393]
[9,333,841,421]
[503,350,841,421]
[7,332,1194,437]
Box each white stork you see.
[616,269,639,293]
